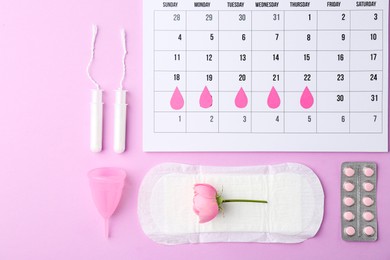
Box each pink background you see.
[0,0,389,259]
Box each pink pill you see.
[343,211,355,221]
[363,226,375,236]
[363,211,375,222]
[343,182,355,192]
[343,197,355,207]
[343,167,355,177]
[363,167,374,177]
[345,226,356,236]
[362,197,374,207]
[363,182,374,192]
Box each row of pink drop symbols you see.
[170,86,314,110]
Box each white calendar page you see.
[143,0,389,152]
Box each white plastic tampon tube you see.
[114,89,127,153]
[90,89,103,152]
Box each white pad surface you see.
[138,163,324,245]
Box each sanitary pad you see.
[138,163,324,245]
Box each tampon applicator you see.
[114,29,128,153]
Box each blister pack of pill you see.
[341,162,377,241]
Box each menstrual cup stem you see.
[105,218,109,239]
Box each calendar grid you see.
[153,10,385,135]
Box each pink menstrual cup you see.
[88,167,126,238]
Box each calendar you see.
[143,0,388,152]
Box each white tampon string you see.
[119,29,128,90]
[114,29,128,153]
[87,25,100,90]
[88,25,103,152]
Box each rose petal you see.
[197,201,219,223]
[194,184,217,199]
[193,199,200,214]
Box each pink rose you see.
[193,184,220,223]
[193,183,268,224]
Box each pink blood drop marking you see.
[170,87,184,110]
[267,86,281,109]
[300,86,314,109]
[235,87,248,108]
[199,86,213,108]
